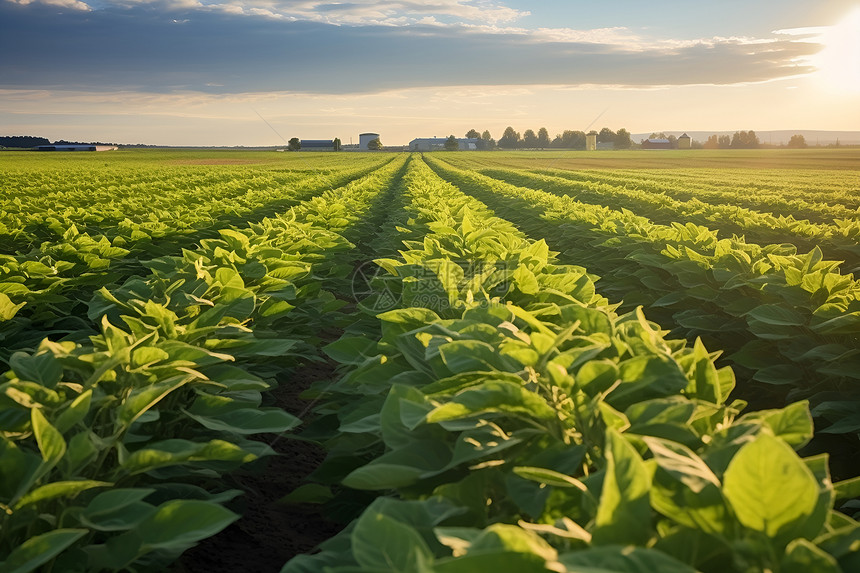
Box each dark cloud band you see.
[0,3,818,94]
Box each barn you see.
[641,138,673,150]
[300,140,337,151]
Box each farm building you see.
[359,133,380,151]
[36,145,118,151]
[300,140,337,151]
[641,138,673,150]
[677,133,691,149]
[409,137,479,151]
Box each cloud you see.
[8,0,90,10]
[12,0,527,24]
[0,2,820,95]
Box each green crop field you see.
[2,148,860,573]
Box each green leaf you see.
[644,437,731,536]
[351,509,433,572]
[722,432,818,539]
[780,538,841,573]
[31,408,66,464]
[324,336,379,365]
[0,529,87,573]
[83,488,156,524]
[426,380,555,423]
[559,545,697,573]
[739,401,813,448]
[592,430,652,545]
[608,355,689,411]
[434,552,550,573]
[343,440,452,490]
[280,484,334,505]
[135,499,239,551]
[513,265,540,295]
[513,467,588,491]
[834,475,860,502]
[14,480,111,510]
[120,439,255,474]
[0,292,26,321]
[643,437,719,493]
[130,346,170,369]
[746,304,807,326]
[54,389,93,434]
[115,376,189,432]
[183,407,300,435]
[10,350,63,388]
[438,340,511,374]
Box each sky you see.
[1,0,859,146]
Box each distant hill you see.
[632,130,860,146]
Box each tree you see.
[718,135,731,149]
[465,129,480,139]
[498,127,521,149]
[787,134,808,148]
[615,128,632,149]
[730,130,759,149]
[703,135,720,149]
[367,137,383,150]
[598,127,616,143]
[537,127,550,148]
[288,137,301,151]
[557,130,586,149]
[523,129,538,148]
[0,136,50,148]
[333,138,342,151]
[480,130,496,150]
[445,135,459,151]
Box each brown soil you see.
[172,360,343,573]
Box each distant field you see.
[453,148,860,170]
[2,148,860,572]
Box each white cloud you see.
[9,0,91,10]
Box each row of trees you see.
[464,127,633,150]
[463,128,811,151]
[701,130,760,149]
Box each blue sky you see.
[1,0,858,145]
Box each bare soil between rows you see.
[172,360,343,573]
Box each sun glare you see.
[814,8,860,92]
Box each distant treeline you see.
[1,136,50,148]
[1,136,119,148]
[464,127,633,150]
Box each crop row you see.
[283,156,860,573]
[464,166,860,272]
[449,154,860,216]
[0,157,397,362]
[0,154,391,253]
[0,156,408,572]
[424,155,860,474]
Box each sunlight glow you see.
[813,8,860,93]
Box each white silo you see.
[359,132,380,150]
